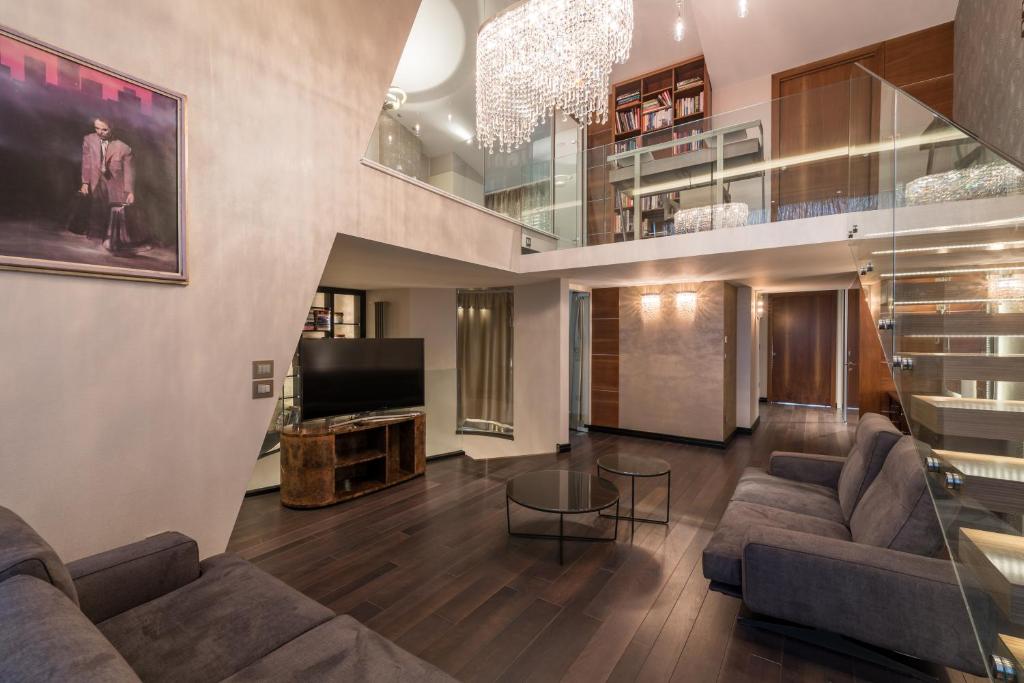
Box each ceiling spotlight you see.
[465,135,474,144]
[673,1,685,42]
[383,86,407,111]
[738,0,749,18]
[447,112,453,123]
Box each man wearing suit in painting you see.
[78,117,135,246]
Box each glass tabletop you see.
[597,454,671,477]
[506,470,619,514]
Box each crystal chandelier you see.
[476,0,634,153]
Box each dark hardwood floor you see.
[229,405,981,683]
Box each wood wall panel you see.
[590,287,620,427]
[858,290,897,417]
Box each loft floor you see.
[229,405,979,683]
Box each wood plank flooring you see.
[228,405,982,683]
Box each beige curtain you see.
[457,290,513,432]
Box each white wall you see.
[0,0,537,562]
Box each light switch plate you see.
[252,379,274,399]
[252,360,274,379]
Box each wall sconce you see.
[675,291,697,313]
[641,293,662,312]
[756,295,765,319]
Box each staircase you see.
[847,70,1024,680]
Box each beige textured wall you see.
[618,282,727,442]
[0,0,542,561]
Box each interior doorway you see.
[767,291,838,407]
[569,290,591,431]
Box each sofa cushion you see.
[730,468,844,524]
[98,553,334,682]
[223,615,456,682]
[836,413,903,521]
[0,575,140,682]
[702,501,850,587]
[849,437,944,556]
[0,505,78,605]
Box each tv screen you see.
[299,338,425,420]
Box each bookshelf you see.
[588,55,712,245]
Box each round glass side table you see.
[596,454,671,535]
[506,470,620,564]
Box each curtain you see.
[457,290,513,433]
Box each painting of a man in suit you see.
[0,28,184,282]
[75,117,148,252]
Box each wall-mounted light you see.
[756,295,765,319]
[738,0,749,18]
[675,291,697,313]
[641,293,662,312]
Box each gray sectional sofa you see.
[0,506,453,682]
[702,413,985,676]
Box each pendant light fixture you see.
[673,1,685,42]
[738,0,749,18]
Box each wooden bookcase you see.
[587,55,712,245]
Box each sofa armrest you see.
[741,526,986,676]
[767,451,845,488]
[67,531,200,623]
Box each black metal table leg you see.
[630,475,636,538]
[597,465,671,526]
[559,513,564,565]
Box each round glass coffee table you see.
[597,454,672,534]
[506,470,620,564]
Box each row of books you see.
[615,109,639,132]
[676,76,703,90]
[642,108,673,133]
[614,138,637,154]
[616,90,640,107]
[641,90,672,113]
[675,91,704,119]
[614,191,633,210]
[675,125,704,153]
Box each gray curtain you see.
[457,290,513,432]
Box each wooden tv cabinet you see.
[279,412,425,509]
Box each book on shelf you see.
[674,125,704,153]
[676,76,703,90]
[641,91,672,113]
[675,91,704,119]
[616,108,638,133]
[642,217,674,238]
[614,191,633,210]
[642,108,673,133]
[616,91,640,107]
[615,209,633,234]
[614,138,637,154]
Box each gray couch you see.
[0,506,453,682]
[702,413,985,676]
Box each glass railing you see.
[849,66,1024,681]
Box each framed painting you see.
[0,26,186,283]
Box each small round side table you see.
[596,454,671,535]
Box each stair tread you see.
[913,395,1024,411]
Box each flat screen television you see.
[299,338,424,420]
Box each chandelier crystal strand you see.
[476,0,633,153]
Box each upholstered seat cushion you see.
[0,505,78,605]
[836,413,903,521]
[850,437,945,556]
[702,501,851,587]
[730,468,844,524]
[0,576,140,682]
[223,615,456,682]
[98,553,334,682]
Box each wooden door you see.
[772,46,883,220]
[768,292,837,406]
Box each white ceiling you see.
[321,233,858,294]
[384,0,958,171]
[689,0,958,88]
